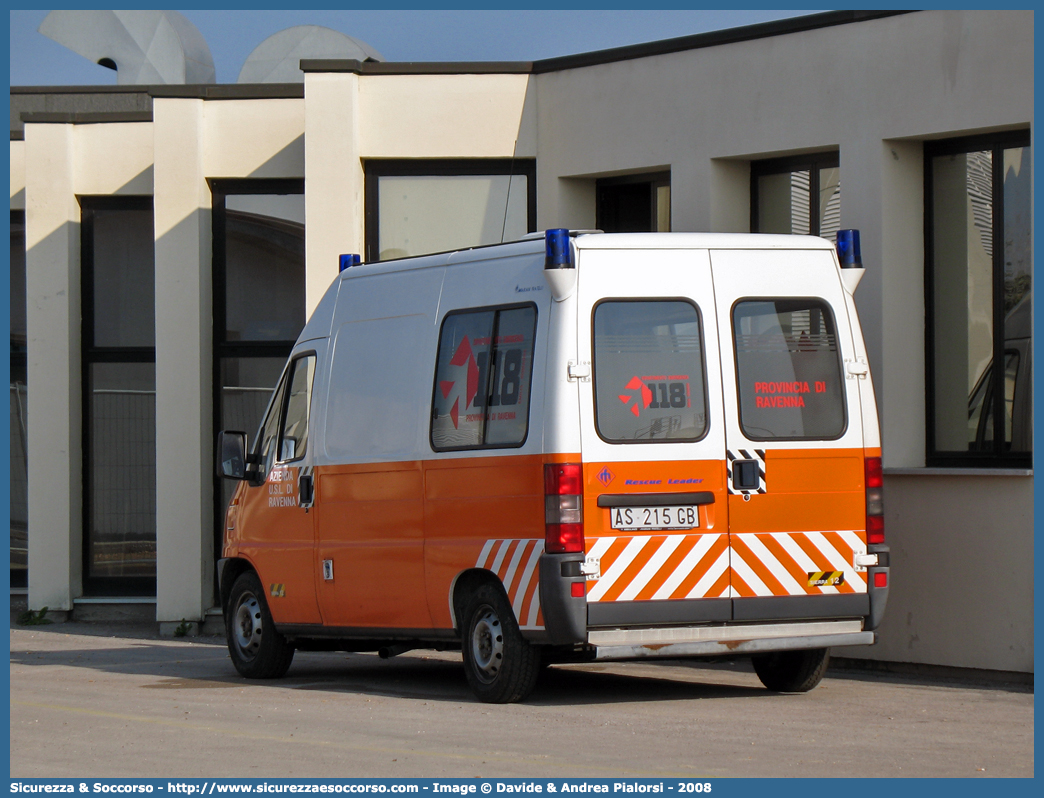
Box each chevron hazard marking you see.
[730,532,867,597]
[586,534,731,602]
[475,538,545,630]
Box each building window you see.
[596,172,671,233]
[210,179,306,555]
[80,197,156,595]
[751,152,840,241]
[11,210,27,589]
[925,131,1032,467]
[365,159,536,261]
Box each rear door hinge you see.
[567,361,591,382]
[845,359,869,379]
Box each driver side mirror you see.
[217,431,249,480]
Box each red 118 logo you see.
[618,375,690,417]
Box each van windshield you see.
[593,300,707,442]
[732,298,846,439]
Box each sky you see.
[10,9,818,86]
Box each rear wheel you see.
[225,571,295,679]
[752,648,830,692]
[461,582,541,703]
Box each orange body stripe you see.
[730,535,789,597]
[668,534,729,599]
[599,536,666,602]
[757,533,818,595]
[633,535,700,601]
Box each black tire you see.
[461,582,541,703]
[752,648,830,692]
[225,571,295,679]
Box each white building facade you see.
[9,10,1033,673]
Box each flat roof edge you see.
[300,59,533,75]
[531,10,914,73]
[21,111,153,125]
[11,85,303,100]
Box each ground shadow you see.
[12,625,770,706]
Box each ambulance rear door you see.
[709,246,869,621]
[574,245,730,628]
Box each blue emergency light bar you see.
[836,230,862,269]
[339,254,362,272]
[544,229,572,270]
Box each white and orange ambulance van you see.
[217,229,889,703]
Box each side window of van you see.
[254,354,316,481]
[431,304,537,450]
[732,299,846,440]
[280,354,315,462]
[593,300,708,442]
[255,371,288,482]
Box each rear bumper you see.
[539,550,889,653]
[589,620,874,660]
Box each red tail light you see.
[545,463,584,553]
[865,456,884,544]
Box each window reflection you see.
[87,362,156,579]
[378,174,529,260]
[752,154,838,240]
[224,195,305,342]
[927,134,1032,463]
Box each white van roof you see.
[571,232,837,251]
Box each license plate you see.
[610,506,699,531]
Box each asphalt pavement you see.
[9,621,1034,778]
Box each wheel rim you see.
[470,605,504,684]
[233,591,263,661]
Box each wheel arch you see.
[450,568,509,635]
[218,556,257,613]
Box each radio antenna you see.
[500,140,518,243]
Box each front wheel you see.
[752,648,830,692]
[225,571,295,679]
[461,582,541,703]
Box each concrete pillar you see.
[708,159,751,234]
[835,133,886,418]
[879,139,925,468]
[24,122,81,613]
[304,72,363,316]
[544,177,595,231]
[152,98,213,629]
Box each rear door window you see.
[593,300,708,442]
[732,298,846,439]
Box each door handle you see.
[299,473,314,506]
[731,459,760,491]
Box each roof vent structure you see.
[238,25,384,83]
[39,10,216,85]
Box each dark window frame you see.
[11,209,27,589]
[595,170,672,233]
[79,195,156,596]
[730,296,848,442]
[750,151,839,236]
[209,177,305,561]
[591,297,710,445]
[364,159,537,262]
[924,129,1032,468]
[429,302,538,453]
